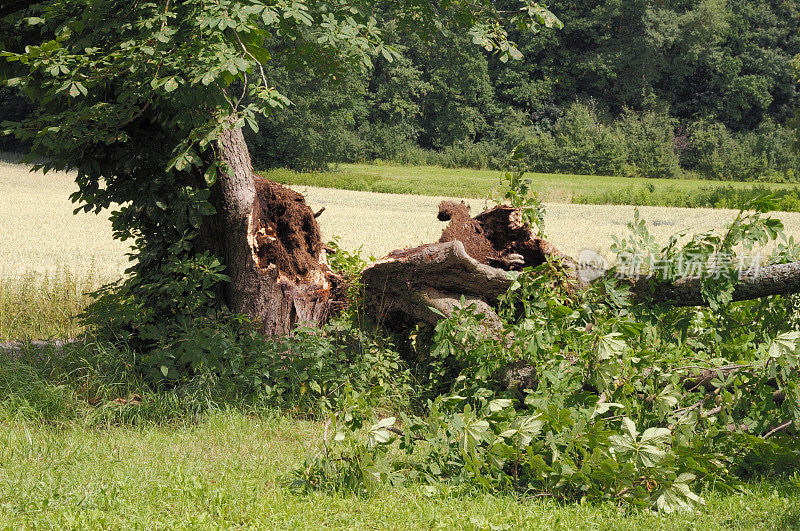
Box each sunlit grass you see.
[0,339,798,529]
[265,162,800,203]
[0,399,797,528]
[0,269,106,341]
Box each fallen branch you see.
[627,261,800,307]
[680,364,750,392]
[763,420,794,439]
[387,426,426,441]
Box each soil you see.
[437,201,497,264]
[475,206,555,269]
[253,178,324,278]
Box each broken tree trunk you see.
[362,200,800,426]
[362,240,512,330]
[362,200,800,331]
[363,201,578,330]
[627,261,800,306]
[212,125,341,335]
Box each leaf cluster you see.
[296,200,800,513]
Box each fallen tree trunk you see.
[362,201,798,435]
[628,261,800,306]
[363,240,513,329]
[362,201,578,330]
[362,200,800,331]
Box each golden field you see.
[4,157,800,279]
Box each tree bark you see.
[212,125,339,335]
[362,240,512,330]
[362,202,800,330]
[628,261,800,306]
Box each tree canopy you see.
[0,1,561,352]
[240,0,800,178]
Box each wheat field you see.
[4,157,800,280]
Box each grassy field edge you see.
[264,163,800,211]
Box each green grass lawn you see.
[1,389,798,529]
[0,421,798,530]
[264,163,800,204]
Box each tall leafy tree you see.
[0,1,561,339]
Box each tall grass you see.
[0,269,106,341]
[0,339,255,427]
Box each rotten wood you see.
[363,200,800,332]
[213,124,342,335]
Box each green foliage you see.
[683,120,800,182]
[83,293,409,412]
[495,147,546,237]
[574,183,800,213]
[233,0,800,181]
[246,58,368,172]
[295,193,800,513]
[5,1,799,181]
[0,0,560,376]
[509,103,685,179]
[0,86,31,152]
[611,197,784,309]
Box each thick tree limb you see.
[363,202,800,333]
[362,240,513,329]
[628,261,800,307]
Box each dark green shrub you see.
[683,120,799,182]
[613,108,683,178]
[684,121,761,180]
[544,102,625,175]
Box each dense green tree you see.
[0,1,561,345]
[496,0,799,128]
[246,58,368,171]
[0,86,31,151]
[358,43,430,159]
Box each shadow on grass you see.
[776,509,800,530]
[0,340,276,427]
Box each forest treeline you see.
[2,0,800,181]
[247,0,800,180]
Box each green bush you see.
[495,103,682,179]
[684,121,760,181]
[296,194,800,511]
[613,108,683,179]
[574,183,800,212]
[683,120,800,182]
